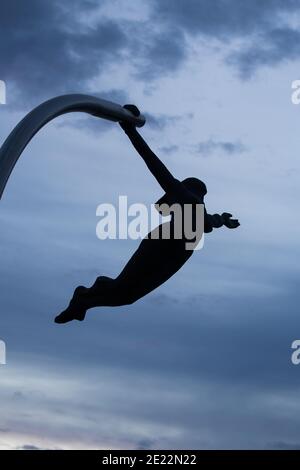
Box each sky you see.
[1,0,300,450]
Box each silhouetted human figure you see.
[55,105,239,323]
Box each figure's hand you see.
[123,104,140,117]
[119,104,141,133]
[222,212,240,229]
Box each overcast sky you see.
[1,0,300,450]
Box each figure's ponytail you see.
[204,211,240,232]
[204,211,223,233]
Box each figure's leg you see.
[55,230,190,324]
[55,237,159,324]
[54,276,116,324]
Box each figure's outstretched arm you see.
[119,121,180,194]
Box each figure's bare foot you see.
[54,286,88,324]
[54,305,87,323]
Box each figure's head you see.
[181,177,207,201]
[155,177,207,215]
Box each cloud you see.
[158,145,179,155]
[144,111,193,130]
[195,139,246,156]
[267,441,300,450]
[131,26,188,82]
[227,27,300,78]
[143,112,180,129]
[150,0,297,38]
[0,1,187,106]
[136,438,157,450]
[150,0,300,78]
[2,0,299,109]
[18,444,43,450]
[1,1,128,105]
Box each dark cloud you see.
[136,438,157,450]
[2,0,298,109]
[195,139,246,156]
[0,0,188,107]
[18,444,43,450]
[0,1,128,105]
[150,0,300,78]
[151,0,298,38]
[17,444,62,450]
[131,26,187,82]
[227,27,300,78]
[144,111,192,130]
[143,112,180,129]
[267,441,300,450]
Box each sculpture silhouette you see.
[55,104,240,324]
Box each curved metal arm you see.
[0,94,146,199]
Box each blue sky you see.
[1,0,300,449]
